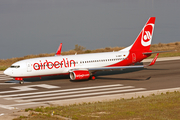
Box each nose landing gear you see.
[14,78,24,84]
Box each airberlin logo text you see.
[33,58,76,70]
[76,74,90,78]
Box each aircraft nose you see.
[4,68,12,76]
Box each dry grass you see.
[150,42,180,51]
[14,91,180,120]
[1,42,180,70]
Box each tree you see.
[74,44,86,51]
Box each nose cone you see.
[4,68,12,76]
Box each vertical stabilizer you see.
[125,17,156,52]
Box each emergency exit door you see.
[27,62,32,72]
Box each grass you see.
[1,41,180,71]
[14,91,180,120]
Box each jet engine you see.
[70,70,90,80]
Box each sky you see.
[0,0,180,59]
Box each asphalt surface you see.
[0,58,180,119]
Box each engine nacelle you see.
[70,70,90,80]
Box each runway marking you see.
[8,102,44,107]
[0,78,13,81]
[0,83,16,85]
[0,75,13,81]
[0,84,123,98]
[1,87,180,110]
[0,84,146,109]
[0,84,60,94]
[0,104,18,110]
[5,86,134,100]
[0,76,12,78]
[15,88,146,102]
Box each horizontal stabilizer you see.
[143,50,174,55]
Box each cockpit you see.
[10,65,20,68]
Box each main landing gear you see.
[19,80,24,84]
[91,76,96,80]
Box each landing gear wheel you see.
[19,81,24,84]
[91,76,96,80]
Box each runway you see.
[0,57,180,117]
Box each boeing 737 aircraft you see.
[4,17,159,84]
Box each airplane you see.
[4,17,159,84]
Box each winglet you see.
[148,53,159,66]
[55,43,62,56]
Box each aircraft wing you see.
[88,65,144,71]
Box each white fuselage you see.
[5,51,129,78]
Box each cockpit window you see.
[10,65,20,68]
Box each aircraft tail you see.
[122,17,156,52]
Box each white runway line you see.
[0,83,16,85]
[0,75,11,77]
[0,78,13,80]
[5,86,135,100]
[0,75,6,77]
[16,88,146,102]
[0,102,43,110]
[0,75,13,81]
[8,102,44,107]
[0,104,18,110]
[3,87,180,110]
[0,84,146,109]
[0,84,123,98]
[0,76,12,78]
[0,87,37,94]
[0,84,60,94]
